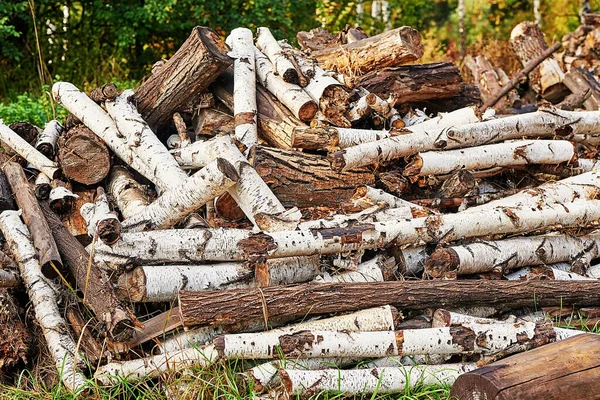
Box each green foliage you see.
[0,85,68,127]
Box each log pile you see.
[2,22,600,397]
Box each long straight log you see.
[179,281,600,328]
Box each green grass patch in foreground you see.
[0,358,452,400]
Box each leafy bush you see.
[0,85,68,127]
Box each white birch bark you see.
[34,172,52,200]
[105,90,189,191]
[107,166,150,219]
[254,47,316,121]
[80,190,120,243]
[91,228,251,269]
[242,200,600,259]
[0,120,60,179]
[94,345,218,385]
[397,245,428,276]
[281,363,478,396]
[346,95,371,122]
[256,27,298,84]
[226,28,258,151]
[351,186,426,216]
[49,186,78,209]
[432,309,505,328]
[366,93,392,117]
[588,264,600,279]
[297,205,407,231]
[578,158,600,172]
[158,326,224,354]
[406,140,576,176]
[313,255,388,283]
[166,134,184,150]
[0,210,87,392]
[171,135,287,227]
[118,256,320,302]
[52,82,164,188]
[121,158,238,231]
[35,119,63,157]
[505,265,595,280]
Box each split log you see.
[105,90,189,190]
[80,188,121,245]
[495,68,522,109]
[510,22,568,102]
[52,82,167,188]
[171,135,287,227]
[0,211,87,392]
[41,202,133,340]
[562,67,600,111]
[226,28,258,150]
[0,121,60,179]
[0,290,31,371]
[404,140,576,177]
[464,55,506,109]
[250,145,374,209]
[35,120,62,158]
[57,124,111,185]
[254,47,317,122]
[256,27,299,84]
[2,162,62,277]
[116,256,320,302]
[94,345,218,385]
[344,62,462,106]
[281,363,478,396]
[214,320,554,360]
[133,27,232,132]
[310,27,424,74]
[425,233,600,278]
[451,333,600,400]
[106,166,150,220]
[121,158,238,232]
[180,280,600,328]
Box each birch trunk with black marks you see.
[80,188,121,245]
[0,211,87,392]
[34,172,51,200]
[35,120,62,158]
[107,166,150,219]
[313,255,390,283]
[256,27,299,84]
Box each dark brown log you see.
[451,333,600,400]
[4,122,39,162]
[2,162,62,278]
[0,290,32,372]
[41,202,134,341]
[89,83,120,104]
[179,280,600,328]
[495,68,523,109]
[412,84,481,114]
[57,125,111,185]
[127,307,183,348]
[214,192,246,221]
[563,67,600,111]
[310,27,424,74]
[0,170,16,211]
[583,13,600,26]
[250,145,375,209]
[134,27,232,132]
[346,62,462,106]
[66,308,104,364]
[63,114,82,131]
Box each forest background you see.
[0,0,598,125]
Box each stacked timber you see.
[1,21,600,398]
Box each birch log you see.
[313,255,389,283]
[179,281,600,328]
[225,28,258,150]
[350,186,428,217]
[133,27,232,131]
[425,233,600,278]
[254,47,317,121]
[121,158,238,231]
[281,363,478,396]
[52,82,167,189]
[34,172,51,200]
[256,27,299,84]
[404,140,576,177]
[116,256,320,302]
[0,211,87,392]
[214,320,554,359]
[105,90,189,190]
[0,121,60,179]
[35,120,62,158]
[80,188,121,245]
[107,166,150,219]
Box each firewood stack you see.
[1,22,600,397]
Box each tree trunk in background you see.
[458,0,466,60]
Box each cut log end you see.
[424,248,460,279]
[215,192,246,221]
[97,218,122,245]
[298,102,318,122]
[282,69,300,85]
[58,125,111,185]
[116,267,146,302]
[328,151,347,172]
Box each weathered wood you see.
[563,67,600,111]
[89,83,119,104]
[179,280,600,328]
[464,55,506,109]
[57,124,111,185]
[2,161,62,277]
[450,333,600,400]
[60,189,95,246]
[66,308,105,364]
[250,145,375,209]
[194,107,235,137]
[310,27,424,74]
[128,307,183,348]
[41,202,133,341]
[133,27,232,132]
[412,83,481,114]
[0,290,31,371]
[346,62,462,106]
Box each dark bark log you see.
[563,67,600,111]
[127,307,183,348]
[346,62,462,106]
[0,170,16,211]
[41,202,134,341]
[464,55,507,109]
[2,162,62,278]
[4,122,39,162]
[179,280,600,328]
[310,27,424,74]
[451,333,600,400]
[411,84,481,114]
[134,27,232,133]
[89,83,120,104]
[57,125,111,185]
[250,145,375,209]
[0,290,32,372]
[66,308,105,364]
[583,12,600,25]
[296,28,339,52]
